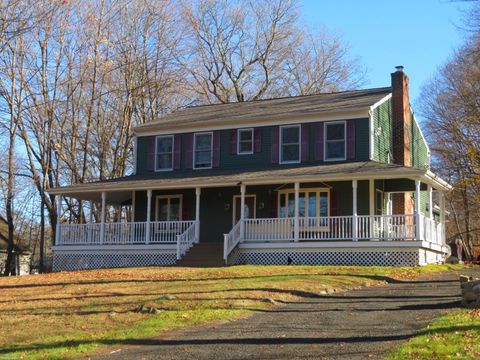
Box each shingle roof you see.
[49,161,427,204]
[135,87,392,133]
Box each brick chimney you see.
[391,66,411,167]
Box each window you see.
[280,125,300,164]
[376,190,384,215]
[237,128,253,154]
[155,135,173,171]
[278,188,329,219]
[325,121,346,161]
[194,132,213,169]
[156,195,183,221]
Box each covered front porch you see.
[50,162,451,269]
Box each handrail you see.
[223,220,242,263]
[176,221,197,260]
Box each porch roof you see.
[48,161,451,204]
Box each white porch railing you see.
[176,221,197,260]
[223,220,242,262]
[244,218,294,241]
[58,221,195,245]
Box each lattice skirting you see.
[53,250,176,271]
[228,248,437,267]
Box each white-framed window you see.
[280,125,301,164]
[155,135,174,171]
[376,189,384,215]
[237,128,253,155]
[278,188,329,219]
[324,121,346,161]
[193,132,213,169]
[155,195,183,221]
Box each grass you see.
[387,309,480,360]
[0,264,466,359]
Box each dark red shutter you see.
[301,124,309,162]
[173,134,181,169]
[347,120,356,160]
[315,123,324,161]
[270,191,278,217]
[212,131,221,167]
[185,134,193,169]
[271,126,279,164]
[146,136,155,171]
[230,129,237,154]
[254,128,262,152]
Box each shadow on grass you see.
[2,325,479,357]
[0,271,461,291]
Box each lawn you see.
[0,264,466,359]
[388,309,480,360]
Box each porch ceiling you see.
[48,161,451,201]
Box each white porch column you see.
[294,182,300,242]
[100,191,106,244]
[439,191,446,245]
[427,185,433,219]
[55,195,62,245]
[89,200,94,223]
[415,180,422,240]
[145,189,152,244]
[352,180,358,241]
[240,184,246,240]
[195,187,201,243]
[369,179,375,239]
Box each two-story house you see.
[50,67,451,271]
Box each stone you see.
[264,298,276,304]
[159,294,177,300]
[446,256,459,264]
[459,275,471,283]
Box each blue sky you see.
[300,0,473,105]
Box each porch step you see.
[176,242,225,267]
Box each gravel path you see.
[94,269,478,360]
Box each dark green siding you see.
[411,112,430,170]
[373,98,393,163]
[135,118,370,175]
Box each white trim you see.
[232,194,256,226]
[411,109,431,163]
[193,132,213,170]
[133,136,138,175]
[369,93,393,161]
[155,194,184,221]
[279,124,301,164]
[131,191,136,222]
[375,189,384,215]
[135,110,369,137]
[52,244,177,251]
[324,120,347,162]
[237,128,254,155]
[154,135,174,172]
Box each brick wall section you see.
[391,69,412,167]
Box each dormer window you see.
[280,125,300,164]
[155,135,174,171]
[324,121,346,161]
[237,128,253,155]
[194,132,213,169]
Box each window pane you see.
[326,123,345,141]
[158,199,169,221]
[157,154,172,169]
[157,137,173,153]
[281,126,299,143]
[279,193,286,218]
[282,144,299,162]
[196,134,212,150]
[195,150,211,167]
[239,130,252,141]
[308,193,317,217]
[299,192,305,217]
[169,198,180,221]
[320,192,328,217]
[240,141,252,153]
[326,141,345,159]
[287,194,295,217]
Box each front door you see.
[233,195,256,225]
